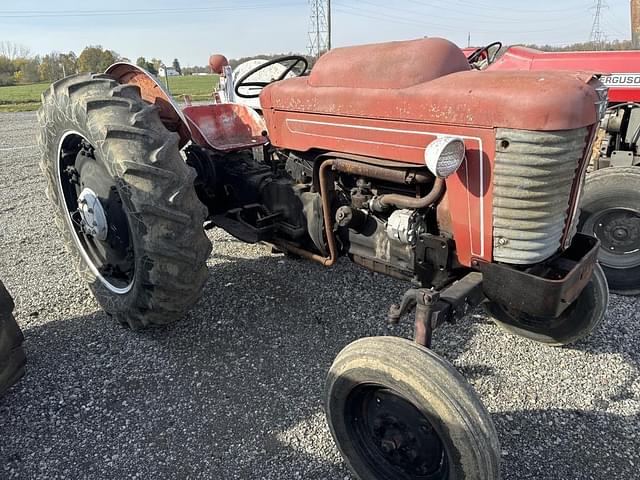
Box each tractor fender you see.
[105,62,193,147]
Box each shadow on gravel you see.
[1,253,638,479]
[559,294,640,409]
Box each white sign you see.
[600,73,640,88]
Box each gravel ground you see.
[0,110,639,479]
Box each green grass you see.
[0,75,219,112]
[0,82,49,103]
[164,75,220,100]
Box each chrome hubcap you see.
[77,187,108,241]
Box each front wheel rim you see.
[56,131,135,294]
[345,385,449,480]
[584,207,640,269]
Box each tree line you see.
[524,39,634,52]
[0,40,313,87]
[0,41,186,87]
[0,43,121,86]
[10,37,630,88]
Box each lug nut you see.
[380,439,396,453]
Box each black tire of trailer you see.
[38,73,212,329]
[484,263,608,346]
[0,281,25,397]
[579,166,640,296]
[325,336,501,480]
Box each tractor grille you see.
[493,127,588,265]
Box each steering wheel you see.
[234,55,309,99]
[467,41,502,67]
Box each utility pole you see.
[632,0,640,48]
[308,0,331,58]
[328,0,332,51]
[590,0,606,50]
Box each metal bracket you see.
[387,272,484,348]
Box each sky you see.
[0,0,633,66]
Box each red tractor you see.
[466,42,640,295]
[38,38,608,479]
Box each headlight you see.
[424,136,466,178]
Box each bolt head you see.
[380,439,395,453]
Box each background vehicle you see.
[466,43,640,295]
[38,37,608,479]
[0,280,25,397]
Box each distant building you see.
[158,66,180,77]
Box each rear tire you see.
[484,264,608,346]
[325,336,500,480]
[0,281,25,397]
[579,167,640,295]
[38,73,212,329]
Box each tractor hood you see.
[261,68,600,132]
[261,38,600,133]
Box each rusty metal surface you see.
[492,127,588,264]
[330,157,431,184]
[273,159,338,267]
[262,68,599,132]
[561,123,598,251]
[105,62,192,147]
[479,233,600,318]
[208,54,229,74]
[261,38,600,267]
[388,273,484,347]
[182,104,268,152]
[309,37,470,89]
[318,151,429,169]
[377,178,445,209]
[264,112,496,268]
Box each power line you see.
[405,0,595,15]
[334,3,587,35]
[0,2,304,18]
[348,0,593,27]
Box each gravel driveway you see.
[0,111,639,479]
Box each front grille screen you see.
[493,128,587,264]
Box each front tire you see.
[485,263,608,346]
[38,73,212,329]
[579,167,640,295]
[325,337,500,480]
[0,281,25,396]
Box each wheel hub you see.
[77,188,108,241]
[347,387,448,479]
[592,207,640,268]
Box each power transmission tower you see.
[590,0,607,49]
[308,0,331,59]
